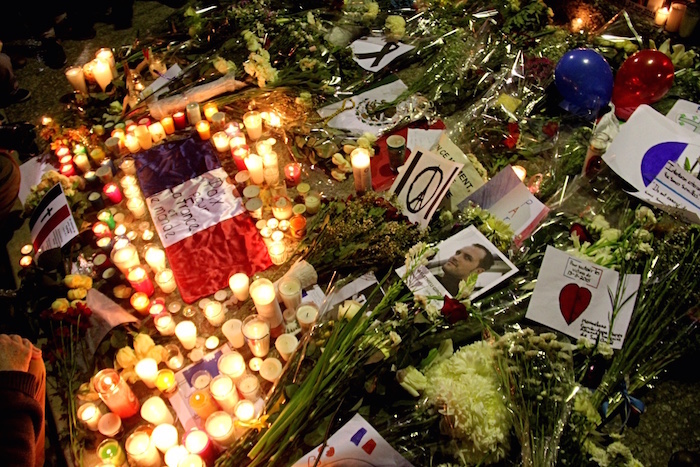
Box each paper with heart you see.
[526,246,640,349]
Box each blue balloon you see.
[555,49,614,114]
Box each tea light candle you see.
[260,227,272,239]
[296,303,319,332]
[126,197,147,218]
[205,411,237,447]
[205,336,220,350]
[93,368,140,418]
[275,333,299,361]
[203,102,219,121]
[284,163,301,187]
[259,357,283,382]
[156,269,178,294]
[204,301,226,326]
[237,375,260,401]
[196,120,211,140]
[211,112,226,131]
[144,246,166,272]
[212,131,229,152]
[249,357,263,372]
[217,351,246,382]
[222,319,245,349]
[175,321,197,349]
[271,230,284,242]
[134,125,153,151]
[173,111,187,129]
[127,266,155,296]
[243,111,263,140]
[183,430,217,466]
[245,154,264,185]
[124,134,141,154]
[351,148,372,193]
[152,423,179,453]
[97,412,122,438]
[103,183,123,203]
[209,375,239,414]
[131,292,150,315]
[278,220,290,232]
[234,400,255,422]
[305,193,320,215]
[249,279,283,329]
[73,153,91,173]
[135,358,159,389]
[278,277,302,313]
[149,122,167,143]
[111,243,139,274]
[666,3,686,32]
[268,242,287,266]
[188,390,220,421]
[77,402,102,431]
[165,446,189,467]
[155,312,177,336]
[242,316,271,358]
[98,439,127,466]
[186,102,202,125]
[656,6,670,25]
[125,430,161,467]
[155,369,177,394]
[60,163,76,177]
[65,66,88,94]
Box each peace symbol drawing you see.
[406,167,444,213]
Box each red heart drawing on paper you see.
[326,447,335,457]
[559,283,592,325]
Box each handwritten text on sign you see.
[147,168,245,248]
[564,257,603,288]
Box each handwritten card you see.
[351,36,414,72]
[526,246,640,349]
[406,128,443,155]
[389,147,463,228]
[642,160,700,224]
[292,413,413,467]
[666,99,700,135]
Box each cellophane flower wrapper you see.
[590,10,644,67]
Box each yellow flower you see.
[146,345,168,364]
[52,298,70,313]
[133,333,156,359]
[116,347,138,369]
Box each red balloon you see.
[612,50,675,120]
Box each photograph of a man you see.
[433,244,495,296]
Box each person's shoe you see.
[40,38,67,69]
[1,89,31,107]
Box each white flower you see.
[590,215,610,232]
[599,228,621,242]
[389,331,402,346]
[396,365,427,396]
[596,342,614,359]
[326,26,353,47]
[393,302,409,319]
[635,206,657,227]
[638,242,653,255]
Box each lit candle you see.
[125,134,141,153]
[186,102,202,126]
[512,165,527,182]
[289,215,307,239]
[242,315,271,358]
[249,357,263,372]
[245,154,264,185]
[272,197,293,220]
[175,321,197,349]
[165,446,189,467]
[83,60,97,84]
[196,120,211,140]
[203,102,218,121]
[123,185,142,200]
[275,333,298,361]
[204,301,226,326]
[93,59,113,91]
[112,128,126,140]
[89,147,106,164]
[155,369,177,394]
[183,430,217,466]
[144,246,166,272]
[278,277,302,314]
[161,116,175,135]
[265,111,281,128]
[126,197,147,218]
[259,357,283,383]
[209,375,239,414]
[73,153,91,173]
[155,269,178,294]
[97,412,122,438]
[95,47,117,77]
[148,122,167,143]
[92,221,112,239]
[212,131,229,152]
[229,132,246,149]
[243,111,263,140]
[222,319,245,349]
[93,368,140,418]
[205,411,237,447]
[125,431,161,467]
[231,145,249,172]
[135,358,159,389]
[284,163,301,187]
[77,402,102,431]
[103,183,123,204]
[217,351,246,382]
[234,400,255,422]
[267,241,287,266]
[98,439,127,466]
[249,279,283,330]
[111,243,139,274]
[105,137,121,157]
[666,3,686,32]
[571,17,584,33]
[237,374,260,401]
[165,344,185,370]
[131,292,151,315]
[656,6,670,25]
[20,244,33,255]
[188,390,220,421]
[60,163,76,177]
[65,66,88,94]
[271,230,284,242]
[134,125,152,150]
[140,395,174,425]
[155,312,177,336]
[96,237,114,254]
[351,148,372,194]
[296,303,319,332]
[205,336,220,350]
[127,266,155,296]
[19,256,33,268]
[173,111,187,129]
[211,112,226,131]
[305,193,320,215]
[152,423,179,453]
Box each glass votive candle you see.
[229,132,247,149]
[120,174,138,189]
[209,375,238,414]
[296,303,319,332]
[217,351,246,382]
[203,301,226,326]
[97,412,122,438]
[245,198,263,219]
[103,183,123,203]
[130,292,151,315]
[231,145,249,172]
[267,241,287,265]
[243,111,263,140]
[186,102,201,125]
[144,245,166,272]
[278,219,290,232]
[77,402,102,431]
[205,411,237,448]
[305,191,321,215]
[183,430,217,466]
[123,185,142,200]
[237,374,261,401]
[93,368,140,418]
[284,163,301,187]
[245,154,264,185]
[141,395,175,426]
[92,221,112,239]
[234,399,255,423]
[249,357,263,372]
[151,423,179,453]
[211,111,226,131]
[259,357,283,383]
[242,315,270,358]
[188,390,220,421]
[156,269,178,294]
[173,111,187,129]
[165,344,185,370]
[161,116,175,135]
[164,446,189,467]
[275,333,299,361]
[211,131,229,152]
[65,65,88,94]
[154,312,177,336]
[124,134,141,154]
[125,430,161,467]
[196,120,211,140]
[271,230,284,242]
[126,197,147,218]
[202,102,218,121]
[191,370,212,390]
[149,122,166,143]
[154,369,177,395]
[97,438,127,466]
[127,266,155,296]
[278,277,302,312]
[290,215,307,239]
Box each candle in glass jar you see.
[186,102,202,125]
[98,439,127,466]
[127,266,155,296]
[196,120,211,140]
[92,221,112,239]
[284,163,301,187]
[98,412,122,438]
[242,315,271,358]
[211,112,226,131]
[296,303,319,332]
[134,358,159,389]
[149,122,167,143]
[124,134,141,154]
[209,375,239,414]
[184,430,217,466]
[204,301,226,326]
[173,111,187,129]
[234,400,255,422]
[111,243,139,274]
[126,197,147,218]
[155,312,177,336]
[245,154,264,185]
[175,321,197,349]
[267,241,287,266]
[103,183,123,203]
[249,279,283,329]
[278,277,302,312]
[125,431,161,467]
[222,319,245,349]
[205,411,237,447]
[203,102,218,121]
[156,269,178,294]
[90,148,106,165]
[96,237,114,254]
[165,344,184,370]
[65,66,88,94]
[164,446,189,467]
[229,132,246,149]
[188,390,220,421]
[60,163,76,177]
[272,197,293,220]
[140,395,174,425]
[351,148,372,194]
[77,402,102,431]
[237,374,260,401]
[144,246,166,272]
[231,145,249,172]
[96,48,117,76]
[155,369,177,395]
[259,357,283,383]
[134,125,152,151]
[73,153,91,173]
[151,423,179,453]
[275,333,299,361]
[212,131,229,152]
[243,111,263,140]
[161,116,175,135]
[249,357,263,372]
[217,351,246,382]
[305,193,321,215]
[131,292,151,315]
[93,59,113,91]
[94,368,140,418]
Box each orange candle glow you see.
[196,121,211,140]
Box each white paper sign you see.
[406,128,442,155]
[317,79,408,135]
[666,99,700,134]
[642,161,700,223]
[29,183,79,255]
[434,133,485,209]
[146,168,245,248]
[18,156,53,205]
[293,413,413,467]
[142,64,182,100]
[389,148,463,228]
[526,246,640,349]
[603,105,700,192]
[351,36,414,72]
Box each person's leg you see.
[28,349,45,467]
[0,53,18,99]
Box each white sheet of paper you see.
[641,161,700,223]
[433,133,485,210]
[526,246,640,349]
[292,413,413,467]
[666,99,700,134]
[603,105,700,192]
[406,128,442,154]
[326,272,379,308]
[317,79,408,136]
[142,64,182,100]
[18,157,53,205]
[389,147,463,228]
[350,36,414,72]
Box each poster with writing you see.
[29,183,79,255]
[526,246,640,349]
[434,133,485,209]
[389,148,463,228]
[641,160,700,224]
[146,168,245,248]
[351,36,414,72]
[406,128,442,155]
[292,413,413,467]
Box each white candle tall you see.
[205,411,237,447]
[222,319,245,349]
[141,396,175,425]
[134,358,159,388]
[666,3,687,32]
[245,154,264,185]
[65,66,88,94]
[96,48,117,77]
[351,148,372,193]
[151,423,179,453]
[145,246,167,272]
[209,375,239,413]
[175,321,197,349]
[243,111,263,140]
[93,59,113,91]
[186,102,202,125]
[656,7,670,25]
[242,316,270,357]
[228,273,249,301]
[249,278,283,329]
[125,431,161,467]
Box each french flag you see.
[135,138,272,303]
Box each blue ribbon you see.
[601,382,646,430]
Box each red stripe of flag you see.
[33,205,70,251]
